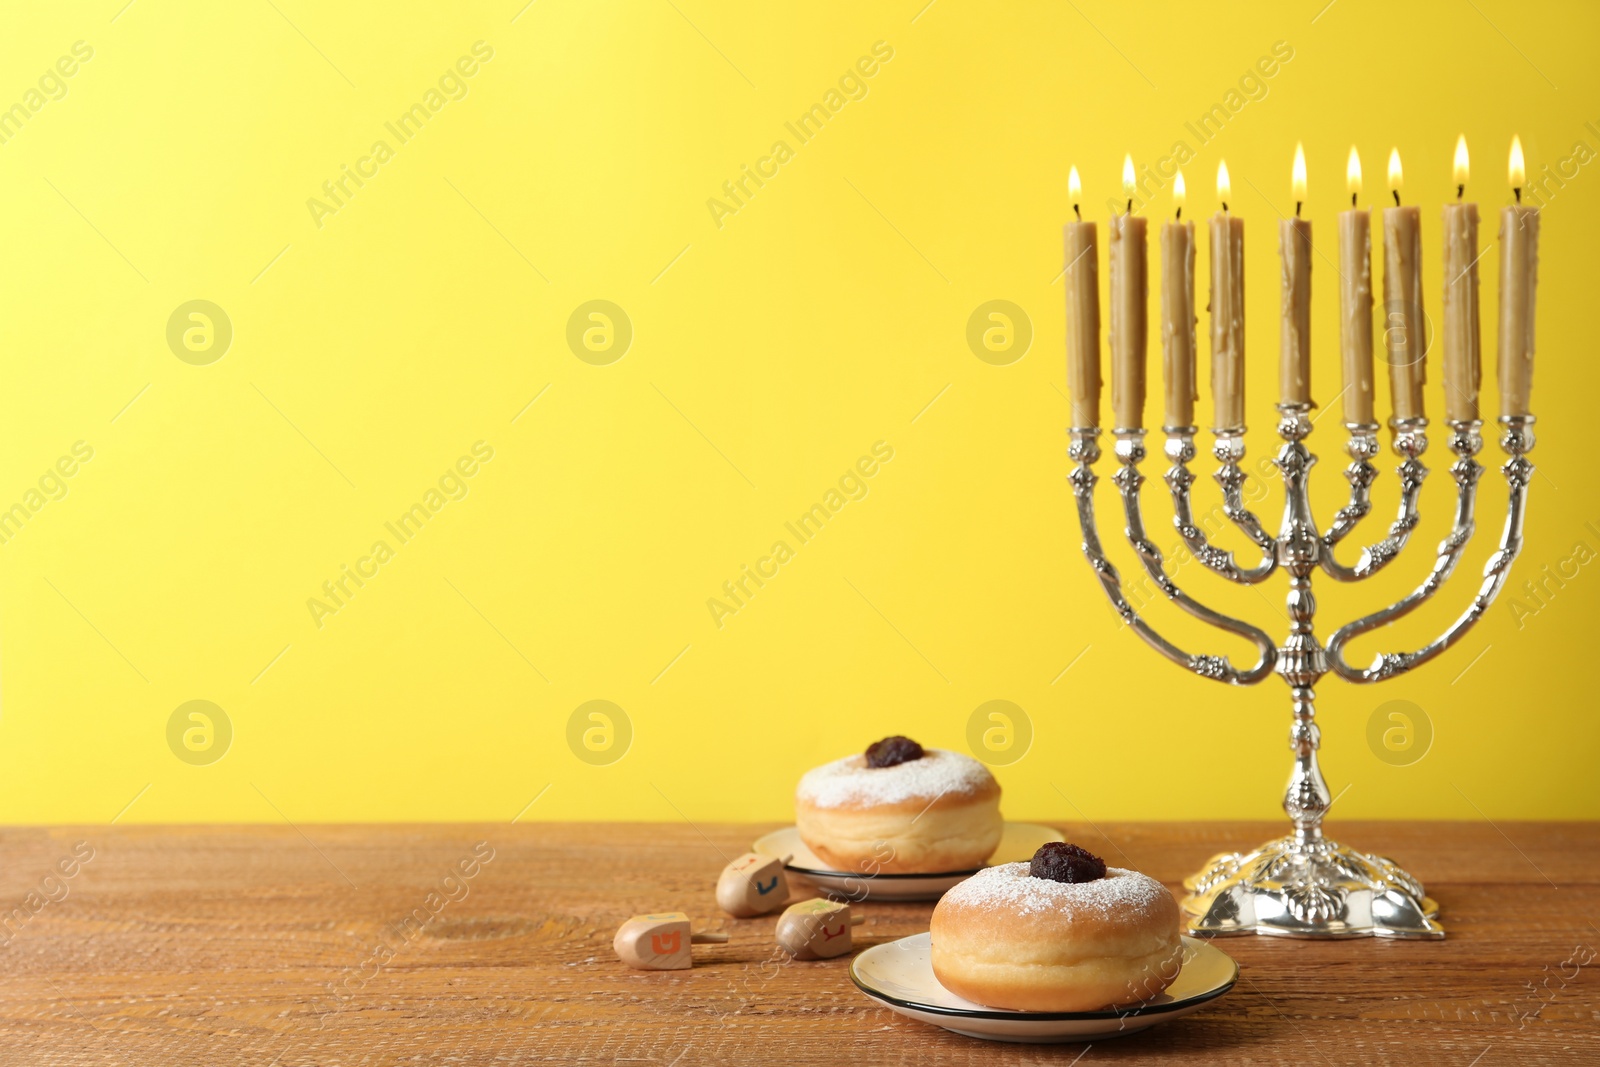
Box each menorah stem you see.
[1283,682,1330,848]
[1272,405,1333,847]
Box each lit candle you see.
[1279,143,1313,407]
[1210,160,1246,430]
[1109,155,1148,430]
[1162,169,1197,429]
[1338,147,1376,425]
[1382,148,1427,422]
[1064,165,1102,428]
[1441,135,1482,423]
[1498,135,1539,419]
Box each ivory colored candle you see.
[1064,219,1101,428]
[1278,144,1312,407]
[1440,135,1482,423]
[1161,216,1197,428]
[1338,205,1376,424]
[1279,218,1313,406]
[1498,206,1539,417]
[1382,150,1426,421]
[1109,211,1148,429]
[1209,212,1246,430]
[1441,201,1482,422]
[1499,137,1540,418]
[1209,161,1245,430]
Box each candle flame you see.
[1292,142,1307,203]
[1387,148,1403,192]
[1217,159,1231,206]
[1122,154,1136,201]
[1453,134,1470,188]
[1068,165,1082,203]
[1347,147,1362,199]
[1508,135,1526,189]
[1174,168,1186,214]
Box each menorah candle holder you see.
[1069,405,1535,939]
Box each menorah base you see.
[1179,834,1444,939]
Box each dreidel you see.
[774,898,865,960]
[613,912,730,970]
[716,852,793,917]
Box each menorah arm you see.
[1070,429,1277,686]
[1319,419,1428,582]
[1327,421,1529,683]
[1164,429,1277,585]
[1319,422,1381,545]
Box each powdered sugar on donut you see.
[796,749,995,809]
[942,862,1171,920]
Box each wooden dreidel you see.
[716,852,792,917]
[613,912,729,970]
[774,898,865,960]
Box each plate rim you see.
[752,822,1063,882]
[848,933,1238,1023]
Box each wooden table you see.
[0,821,1594,1065]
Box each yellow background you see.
[0,0,1594,826]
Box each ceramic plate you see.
[751,823,1063,902]
[850,933,1237,1043]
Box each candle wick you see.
[1221,202,1229,213]
[1392,189,1401,207]
[1457,184,1464,200]
[1073,203,1081,221]
[1514,187,1522,205]
[1175,205,1182,220]
[1295,201,1301,218]
[1350,192,1356,208]
[1126,198,1132,214]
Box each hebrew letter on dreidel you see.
[716,852,793,918]
[774,898,865,960]
[612,912,729,970]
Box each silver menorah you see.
[1069,404,1535,939]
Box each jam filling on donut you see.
[1029,842,1107,883]
[864,735,924,768]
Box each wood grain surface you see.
[0,821,1595,1065]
